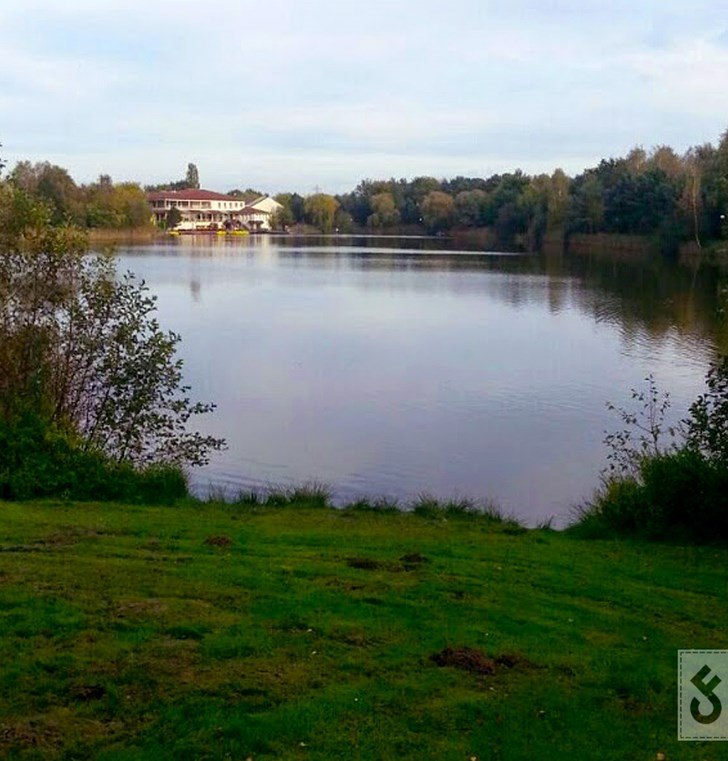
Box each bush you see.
[579,450,728,542]
[573,360,728,543]
[686,355,728,468]
[0,412,187,503]
[0,415,187,504]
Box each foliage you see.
[0,411,187,502]
[9,160,84,225]
[8,124,728,247]
[574,450,728,542]
[685,355,728,467]
[0,187,225,496]
[227,187,263,203]
[185,162,200,190]
[603,374,679,476]
[420,190,455,232]
[165,204,182,229]
[575,360,728,542]
[273,192,305,226]
[145,162,202,193]
[304,192,339,233]
[367,191,400,228]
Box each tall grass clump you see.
[410,493,524,531]
[572,359,728,543]
[342,496,401,514]
[214,482,333,510]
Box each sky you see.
[1,0,728,195]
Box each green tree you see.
[228,188,264,203]
[546,168,571,230]
[275,192,305,224]
[566,172,605,233]
[649,145,684,178]
[85,178,152,229]
[0,186,224,468]
[166,205,182,229]
[9,160,38,194]
[454,189,488,227]
[186,163,200,190]
[367,192,400,228]
[334,209,354,233]
[420,190,455,233]
[686,356,728,468]
[304,193,339,233]
[9,161,83,224]
[625,146,648,174]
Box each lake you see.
[114,236,726,525]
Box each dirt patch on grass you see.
[70,683,107,701]
[42,528,111,547]
[345,553,430,572]
[431,647,536,676]
[346,556,383,570]
[400,552,429,565]
[346,556,413,572]
[116,599,168,618]
[204,535,233,547]
[0,718,62,749]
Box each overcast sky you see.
[2,0,727,194]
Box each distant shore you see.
[86,227,162,246]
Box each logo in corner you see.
[679,650,728,740]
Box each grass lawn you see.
[0,499,726,760]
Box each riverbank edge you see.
[87,224,728,262]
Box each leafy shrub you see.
[685,355,728,468]
[573,359,728,543]
[0,412,187,504]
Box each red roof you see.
[146,189,242,202]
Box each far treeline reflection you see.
[237,238,728,357]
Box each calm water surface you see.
[114,236,726,525]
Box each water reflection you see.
[114,237,725,524]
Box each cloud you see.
[625,39,728,117]
[2,0,728,191]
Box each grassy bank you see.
[86,227,161,246]
[0,499,726,760]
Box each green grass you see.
[0,499,726,759]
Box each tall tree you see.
[304,193,339,233]
[420,190,455,233]
[454,189,488,227]
[0,186,224,467]
[367,192,400,228]
[186,163,200,190]
[546,168,571,230]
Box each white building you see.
[147,189,282,232]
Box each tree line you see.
[272,128,728,250]
[4,127,728,249]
